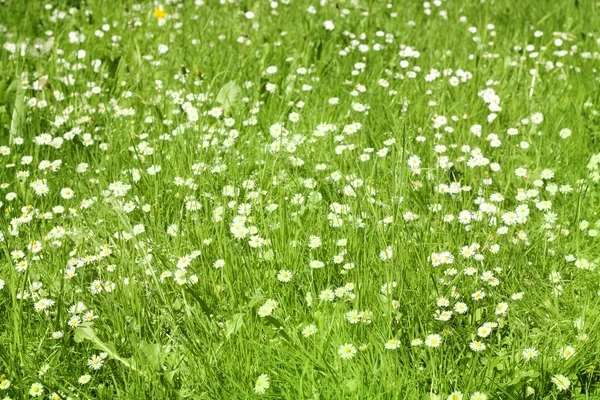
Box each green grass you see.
[0,0,600,399]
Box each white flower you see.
[559,128,571,139]
[277,270,293,282]
[29,382,44,397]
[560,346,575,360]
[87,354,104,370]
[34,298,55,312]
[379,246,393,261]
[530,112,544,124]
[425,334,442,348]
[551,375,570,391]
[338,343,357,359]
[522,348,539,361]
[60,187,75,199]
[254,374,270,394]
[470,393,488,400]
[302,324,317,337]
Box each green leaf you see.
[225,313,245,339]
[506,369,539,388]
[377,294,389,304]
[262,249,274,261]
[521,370,539,378]
[138,341,163,371]
[164,369,178,385]
[216,81,240,113]
[0,79,8,105]
[265,315,283,329]
[29,37,54,57]
[264,316,291,341]
[74,324,96,343]
[343,378,358,392]
[473,307,483,324]
[4,80,16,117]
[74,324,139,373]
[307,192,322,210]
[5,79,26,137]
[172,298,182,311]
[106,56,121,79]
[185,287,213,315]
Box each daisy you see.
[447,391,463,400]
[477,326,491,338]
[277,270,293,282]
[257,305,273,318]
[29,382,44,397]
[551,375,570,391]
[559,346,575,359]
[88,354,104,370]
[338,343,357,359]
[254,374,270,394]
[425,334,442,348]
[346,310,361,324]
[34,298,55,312]
[454,302,468,314]
[470,341,486,352]
[530,112,544,124]
[51,331,64,339]
[495,302,508,315]
[384,338,400,350]
[302,324,317,337]
[470,393,488,400]
[522,348,539,361]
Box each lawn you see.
[0,0,600,399]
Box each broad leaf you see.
[225,313,245,339]
[216,81,240,113]
[4,79,26,137]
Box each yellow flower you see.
[153,8,166,19]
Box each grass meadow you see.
[0,0,600,398]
